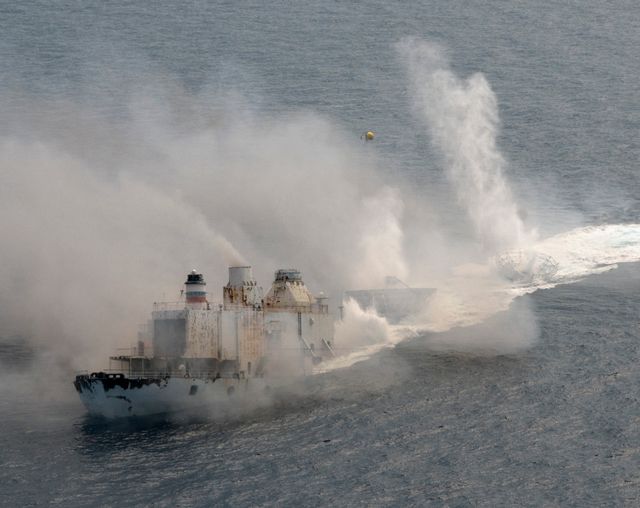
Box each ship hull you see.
[74,373,269,418]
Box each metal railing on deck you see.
[152,300,223,312]
[152,301,186,312]
[76,368,251,380]
[113,346,140,357]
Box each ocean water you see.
[1,1,640,506]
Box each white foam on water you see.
[523,223,640,291]
[313,298,415,374]
[319,223,640,371]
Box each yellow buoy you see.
[362,130,375,141]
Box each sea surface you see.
[1,1,639,506]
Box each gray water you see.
[1,1,639,506]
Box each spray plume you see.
[398,39,536,254]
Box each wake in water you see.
[318,223,640,372]
[317,38,640,371]
[321,38,539,362]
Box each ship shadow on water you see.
[72,410,267,461]
[74,413,192,453]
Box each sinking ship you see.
[74,266,335,418]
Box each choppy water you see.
[1,1,640,506]
[2,264,639,506]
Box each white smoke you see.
[0,139,246,367]
[316,40,548,366]
[0,92,409,371]
[421,294,539,355]
[315,298,408,373]
[13,38,636,380]
[398,39,536,254]
[354,186,408,289]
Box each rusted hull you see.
[74,373,268,419]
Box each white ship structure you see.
[344,276,436,324]
[74,266,336,418]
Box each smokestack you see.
[228,266,253,287]
[224,266,263,309]
[185,269,207,309]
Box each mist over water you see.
[0,99,409,370]
[2,2,640,503]
[0,37,541,372]
[2,35,639,373]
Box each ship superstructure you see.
[74,266,335,418]
[344,276,435,324]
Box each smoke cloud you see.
[0,38,555,385]
[421,295,539,355]
[0,88,409,371]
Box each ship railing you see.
[152,301,186,311]
[113,346,140,357]
[77,368,251,380]
[264,305,317,313]
[152,301,223,312]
